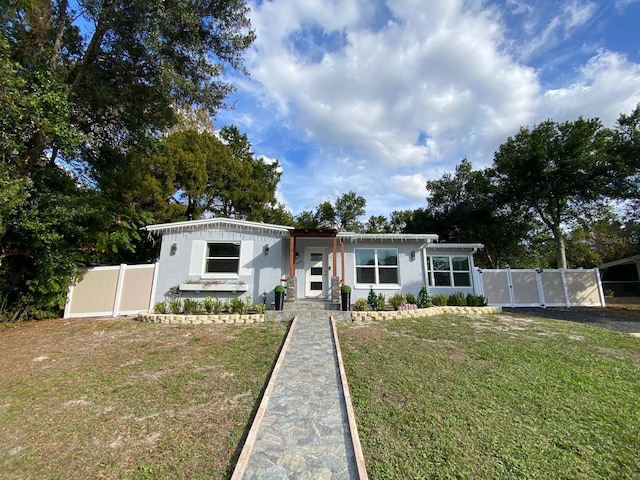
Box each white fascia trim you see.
[142,217,294,235]
[423,243,485,250]
[338,233,439,243]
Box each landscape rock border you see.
[137,306,503,325]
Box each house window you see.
[427,256,471,287]
[355,248,399,285]
[205,243,240,274]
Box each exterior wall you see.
[153,227,286,306]
[421,247,481,298]
[339,239,427,302]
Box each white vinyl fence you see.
[478,268,605,308]
[64,263,158,318]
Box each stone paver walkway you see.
[231,311,366,479]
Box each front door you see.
[304,248,327,298]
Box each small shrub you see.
[182,298,200,314]
[417,285,431,308]
[212,298,223,314]
[431,294,448,306]
[244,295,253,312]
[153,301,167,314]
[168,298,182,314]
[275,284,286,293]
[477,295,488,306]
[377,293,386,310]
[341,284,352,293]
[405,292,416,305]
[222,299,231,312]
[253,304,266,314]
[466,293,479,307]
[230,297,245,314]
[353,298,369,311]
[202,297,215,313]
[367,288,380,311]
[447,292,466,306]
[389,293,405,310]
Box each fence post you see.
[506,268,515,308]
[535,269,546,308]
[559,269,570,307]
[594,268,605,307]
[112,264,127,317]
[148,262,160,311]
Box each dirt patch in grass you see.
[0,317,288,479]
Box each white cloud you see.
[540,50,640,125]
[220,0,640,217]
[248,0,539,172]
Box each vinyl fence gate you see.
[64,263,158,318]
[478,268,605,308]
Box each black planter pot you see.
[341,292,351,311]
[274,291,285,311]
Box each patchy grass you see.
[339,313,640,479]
[0,317,288,479]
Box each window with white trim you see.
[355,248,399,285]
[427,255,471,287]
[205,242,240,274]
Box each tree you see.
[405,160,534,268]
[294,210,318,229]
[611,104,640,222]
[365,215,390,233]
[493,117,627,268]
[334,191,366,231]
[0,1,255,316]
[3,0,255,169]
[133,129,282,222]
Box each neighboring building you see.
[598,255,640,297]
[143,218,484,305]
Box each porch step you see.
[284,299,341,311]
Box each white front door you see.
[304,248,327,298]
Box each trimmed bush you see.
[389,293,405,310]
[405,292,416,305]
[153,301,167,314]
[182,298,201,314]
[447,292,467,306]
[353,298,369,311]
[431,294,448,306]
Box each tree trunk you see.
[551,225,567,269]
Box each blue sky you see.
[215,0,640,218]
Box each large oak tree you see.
[493,117,629,269]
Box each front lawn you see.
[339,313,640,479]
[0,318,288,479]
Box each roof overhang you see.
[337,232,439,243]
[143,218,294,235]
[423,243,484,251]
[598,254,640,269]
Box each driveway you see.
[503,307,640,335]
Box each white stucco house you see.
[144,218,484,306]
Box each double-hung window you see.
[427,256,471,287]
[205,242,240,275]
[355,248,399,285]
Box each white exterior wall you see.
[153,227,286,306]
[340,240,427,302]
[421,247,481,297]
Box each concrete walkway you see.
[231,311,367,479]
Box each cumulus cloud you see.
[217,0,640,216]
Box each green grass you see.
[0,318,288,479]
[338,313,640,479]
